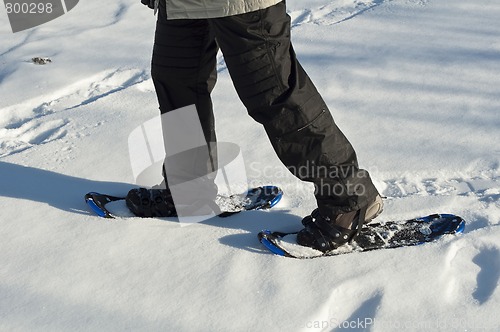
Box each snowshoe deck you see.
[85,185,283,219]
[259,214,465,259]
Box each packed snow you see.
[1,0,499,331]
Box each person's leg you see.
[126,1,220,217]
[151,0,218,146]
[209,2,380,217]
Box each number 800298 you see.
[5,2,54,14]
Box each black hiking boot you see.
[126,187,177,218]
[296,195,384,252]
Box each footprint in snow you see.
[471,246,500,305]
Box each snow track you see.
[0,68,148,157]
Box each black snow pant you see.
[151,0,380,215]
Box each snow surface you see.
[1,0,499,331]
